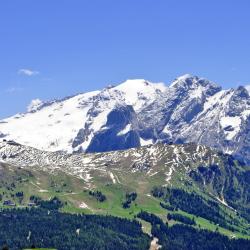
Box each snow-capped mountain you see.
[0,75,249,163]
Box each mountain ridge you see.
[0,74,249,163]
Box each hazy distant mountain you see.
[0,74,249,163]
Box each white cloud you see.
[18,68,39,76]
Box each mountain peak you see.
[0,74,249,164]
[233,86,249,99]
[170,74,196,87]
[115,79,166,92]
[170,74,221,97]
[176,73,194,81]
[113,79,167,110]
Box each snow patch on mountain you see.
[0,75,249,163]
[0,91,99,152]
[140,138,153,146]
[220,116,241,140]
[246,85,250,94]
[170,74,193,87]
[114,79,166,111]
[202,90,233,113]
[117,124,132,136]
[0,141,221,185]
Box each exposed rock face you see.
[0,75,249,163]
[86,105,140,153]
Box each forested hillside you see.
[0,207,150,250]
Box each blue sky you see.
[0,0,250,118]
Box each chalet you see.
[3,200,16,206]
[28,202,36,207]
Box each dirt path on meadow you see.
[149,237,161,250]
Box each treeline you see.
[137,211,165,226]
[167,213,196,226]
[189,158,250,224]
[151,186,234,229]
[139,211,250,250]
[153,223,250,250]
[0,207,150,250]
[160,202,176,211]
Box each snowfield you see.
[0,74,249,163]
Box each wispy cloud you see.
[18,68,39,76]
[5,87,23,93]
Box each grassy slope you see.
[0,163,250,240]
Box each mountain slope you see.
[0,141,250,239]
[246,85,250,94]
[0,140,249,209]
[0,140,221,185]
[0,75,249,163]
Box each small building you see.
[28,202,36,207]
[3,200,16,206]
